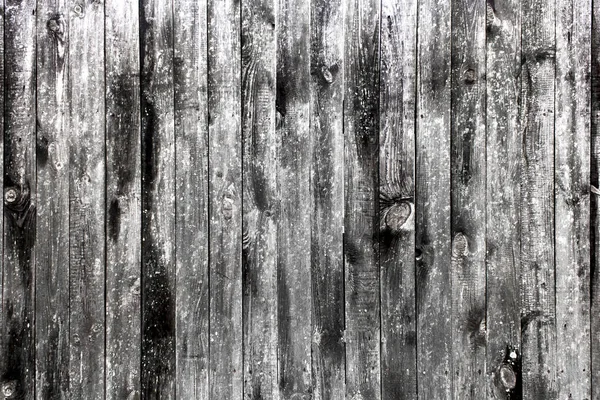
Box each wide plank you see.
[592,0,600,396]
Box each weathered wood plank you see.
[67,1,105,398]
[140,0,176,397]
[592,0,600,396]
[485,0,523,398]
[35,2,69,399]
[343,0,380,398]
[450,0,487,397]
[241,0,278,398]
[520,0,557,398]
[208,0,243,397]
[174,0,209,397]
[379,0,417,397]
[415,0,452,397]
[1,1,35,398]
[105,0,141,398]
[277,0,312,397]
[309,0,345,397]
[555,0,591,398]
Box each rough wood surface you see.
[593,0,600,397]
[379,0,417,398]
[105,0,141,398]
[450,0,487,398]
[555,0,591,398]
[1,1,36,399]
[310,0,345,397]
[35,2,69,399]
[520,0,557,398]
[485,0,523,398]
[415,0,452,397]
[208,0,243,398]
[241,0,278,398]
[140,0,176,397]
[343,0,381,398]
[277,0,312,397]
[173,0,209,398]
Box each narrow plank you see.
[277,0,312,397]
[519,0,557,397]
[174,0,209,397]
[35,2,69,399]
[140,0,176,397]
[485,0,523,398]
[241,0,278,398]
[379,0,417,397]
[415,0,452,397]
[450,0,487,397]
[592,0,600,396]
[309,0,345,397]
[105,0,141,398]
[343,0,381,397]
[554,0,592,398]
[67,1,106,398]
[1,1,35,398]
[208,0,243,397]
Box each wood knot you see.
[47,16,64,35]
[2,381,16,398]
[4,188,18,204]
[384,201,412,232]
[73,4,84,17]
[452,233,468,256]
[222,195,234,220]
[464,68,476,84]
[321,66,334,84]
[500,364,516,390]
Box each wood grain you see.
[105,0,141,398]
[379,0,417,397]
[415,0,452,397]
[450,0,487,398]
[277,0,312,397]
[241,0,278,397]
[592,0,600,397]
[173,0,209,397]
[1,1,36,399]
[140,0,176,397]
[343,0,381,398]
[208,0,243,398]
[35,1,69,399]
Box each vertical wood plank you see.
[379,0,417,397]
[309,0,345,397]
[450,0,487,398]
[105,0,141,398]
[208,0,243,397]
[174,0,209,397]
[592,0,600,396]
[35,1,69,399]
[520,0,557,398]
[277,0,312,397]
[415,0,452,397]
[67,0,105,397]
[485,0,523,398]
[343,0,380,397]
[1,1,35,398]
[140,0,176,397]
[241,0,278,397]
[555,0,592,398]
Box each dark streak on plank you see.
[415,0,452,397]
[174,0,209,398]
[140,0,176,397]
[241,0,278,397]
[106,0,141,398]
[379,0,417,397]
[277,0,312,397]
[555,0,591,398]
[67,1,106,398]
[208,0,243,398]
[485,0,523,398]
[310,0,345,397]
[1,1,36,399]
[35,2,69,399]
[592,0,600,397]
[519,0,557,398]
[450,0,487,397]
[343,0,381,398]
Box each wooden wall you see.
[0,0,597,399]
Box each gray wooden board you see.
[592,0,600,397]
